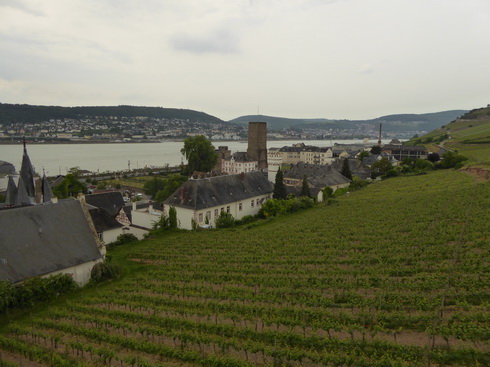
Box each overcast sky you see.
[1,0,489,121]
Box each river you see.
[0,139,388,175]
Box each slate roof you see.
[283,163,351,187]
[0,200,103,284]
[330,158,372,180]
[85,191,125,217]
[0,161,15,175]
[20,144,36,197]
[164,171,273,210]
[88,207,123,232]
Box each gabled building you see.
[164,171,273,229]
[0,199,104,285]
[84,192,137,243]
[222,152,258,175]
[283,163,351,202]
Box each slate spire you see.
[15,176,32,206]
[5,175,18,206]
[42,170,53,203]
[20,137,36,198]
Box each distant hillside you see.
[405,106,490,166]
[229,110,467,132]
[0,103,224,124]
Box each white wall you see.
[45,258,103,286]
[168,193,272,230]
[132,209,164,229]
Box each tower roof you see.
[20,139,36,197]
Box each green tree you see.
[370,145,382,154]
[154,174,188,203]
[300,175,311,197]
[143,177,165,199]
[340,158,352,180]
[52,174,87,198]
[371,157,393,178]
[273,168,287,200]
[168,206,178,229]
[215,211,235,228]
[180,135,218,174]
[438,151,468,169]
[358,151,369,161]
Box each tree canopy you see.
[180,136,218,174]
[52,174,87,198]
[300,175,311,197]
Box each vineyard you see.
[1,170,489,366]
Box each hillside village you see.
[0,120,434,286]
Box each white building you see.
[164,171,273,230]
[222,152,258,175]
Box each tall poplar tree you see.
[273,168,287,199]
[340,158,353,180]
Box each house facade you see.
[164,171,273,229]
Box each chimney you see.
[132,201,137,211]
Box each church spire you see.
[42,168,53,203]
[20,137,36,198]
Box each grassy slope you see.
[405,106,490,167]
[0,170,489,366]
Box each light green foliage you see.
[180,135,218,174]
[108,233,138,248]
[1,170,489,366]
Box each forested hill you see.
[0,103,224,124]
[229,110,467,132]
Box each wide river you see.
[0,139,387,175]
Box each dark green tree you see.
[371,157,393,177]
[143,177,165,199]
[370,145,382,154]
[52,174,87,198]
[168,206,178,229]
[438,151,468,169]
[154,174,188,203]
[300,175,311,197]
[358,151,369,161]
[340,158,352,180]
[180,135,218,174]
[273,168,287,200]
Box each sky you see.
[0,0,489,121]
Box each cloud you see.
[0,0,44,16]
[169,29,240,55]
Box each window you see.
[198,213,203,222]
[226,206,230,213]
[257,199,260,206]
[239,203,242,211]
[214,209,218,217]
[206,211,211,220]
[251,200,254,207]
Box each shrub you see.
[108,233,138,248]
[0,274,78,313]
[215,212,236,228]
[90,261,122,283]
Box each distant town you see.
[0,115,423,144]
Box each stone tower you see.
[247,122,267,170]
